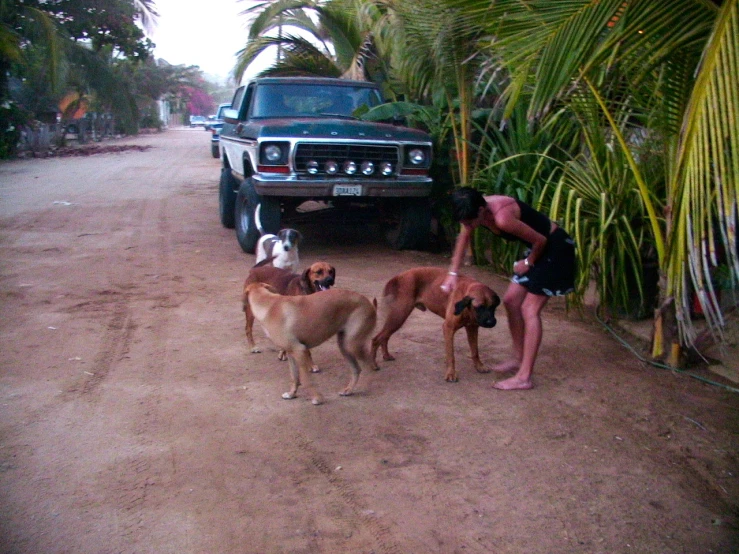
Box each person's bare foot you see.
[491,359,520,373]
[493,376,533,390]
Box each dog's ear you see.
[243,283,256,306]
[454,296,473,316]
[299,267,312,293]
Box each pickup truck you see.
[217,77,434,253]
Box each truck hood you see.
[244,118,431,143]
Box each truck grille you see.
[295,143,399,177]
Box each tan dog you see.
[244,283,377,405]
[243,261,336,372]
[371,267,500,382]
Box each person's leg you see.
[491,282,528,372]
[493,292,549,390]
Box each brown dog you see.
[244,283,377,405]
[371,267,500,382]
[243,261,336,371]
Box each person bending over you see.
[441,187,576,390]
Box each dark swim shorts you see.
[512,227,576,296]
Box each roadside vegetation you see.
[0,0,228,154]
[236,0,738,364]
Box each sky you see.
[149,0,270,83]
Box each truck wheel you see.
[391,198,431,251]
[211,142,220,158]
[219,168,238,228]
[235,179,281,253]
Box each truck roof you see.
[247,76,380,89]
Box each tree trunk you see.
[652,296,681,366]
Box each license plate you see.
[333,185,362,196]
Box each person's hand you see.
[441,273,458,293]
[513,259,532,275]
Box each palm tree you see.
[234,0,383,81]
[133,0,158,34]
[379,0,484,187]
[0,0,63,101]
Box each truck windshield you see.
[251,83,383,118]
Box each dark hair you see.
[450,187,486,221]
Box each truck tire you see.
[218,167,238,228]
[235,179,281,253]
[391,198,431,251]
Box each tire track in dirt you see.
[68,301,135,397]
[294,434,403,554]
[62,198,145,400]
[111,196,176,550]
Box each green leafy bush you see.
[0,101,30,159]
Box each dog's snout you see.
[480,317,497,328]
[476,306,497,328]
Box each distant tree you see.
[185,87,215,116]
[1,0,160,146]
[22,0,157,59]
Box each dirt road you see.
[1,129,737,553]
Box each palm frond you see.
[666,0,739,345]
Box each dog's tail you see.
[252,255,278,268]
[254,202,266,235]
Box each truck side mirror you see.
[223,108,240,124]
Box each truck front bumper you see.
[251,174,433,198]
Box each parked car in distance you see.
[205,104,229,131]
[208,103,231,158]
[218,77,433,253]
[189,115,207,128]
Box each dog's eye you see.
[316,270,323,276]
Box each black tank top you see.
[495,200,551,246]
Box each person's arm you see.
[441,224,472,292]
[496,211,547,275]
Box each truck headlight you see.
[407,148,426,165]
[264,145,283,162]
[260,142,289,165]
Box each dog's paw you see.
[444,372,459,382]
[310,365,321,373]
[282,392,296,400]
[277,350,287,361]
[382,353,396,361]
[475,366,491,374]
[339,388,353,397]
[251,347,262,354]
[311,396,324,405]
